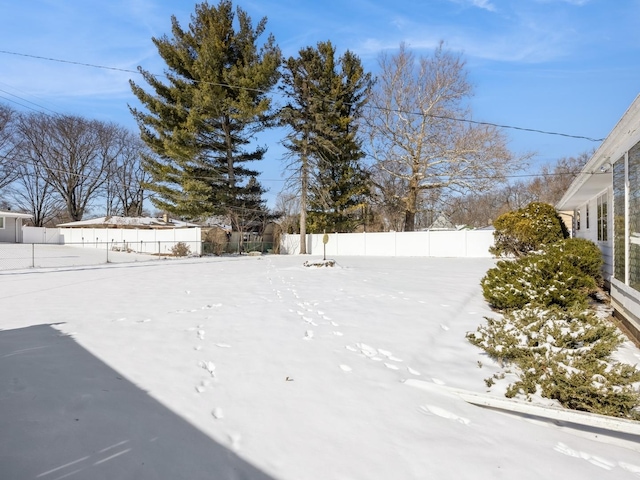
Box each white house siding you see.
[0,217,24,243]
[571,190,614,284]
[557,94,640,341]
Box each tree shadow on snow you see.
[0,324,275,480]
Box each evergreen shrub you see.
[490,202,568,258]
[481,238,602,311]
[466,306,640,419]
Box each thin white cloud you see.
[448,0,497,12]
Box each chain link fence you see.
[0,240,275,271]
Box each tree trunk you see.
[299,153,308,254]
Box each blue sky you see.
[1,0,639,207]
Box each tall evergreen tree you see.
[307,49,372,233]
[280,41,371,250]
[129,0,281,221]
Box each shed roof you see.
[57,216,199,229]
[0,210,32,219]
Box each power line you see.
[0,49,605,142]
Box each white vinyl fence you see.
[280,230,495,258]
[22,226,203,255]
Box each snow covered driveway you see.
[1,255,640,479]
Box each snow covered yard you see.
[1,255,640,479]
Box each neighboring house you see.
[556,94,640,340]
[427,212,456,230]
[0,210,32,243]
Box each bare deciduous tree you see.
[0,104,19,190]
[16,113,123,221]
[366,42,524,231]
[105,133,150,217]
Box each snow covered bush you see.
[481,238,602,311]
[490,202,568,258]
[467,306,640,419]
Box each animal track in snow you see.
[215,343,231,348]
[202,303,222,309]
[384,363,399,370]
[431,378,446,385]
[197,330,206,340]
[339,365,352,372]
[212,407,224,419]
[407,367,421,376]
[440,324,450,331]
[304,330,314,340]
[332,331,343,336]
[200,361,216,377]
[418,405,470,425]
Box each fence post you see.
[31,243,35,268]
[158,241,161,255]
[106,240,109,263]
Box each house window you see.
[629,142,640,291]
[597,193,608,242]
[585,204,590,229]
[0,217,3,229]
[613,157,626,283]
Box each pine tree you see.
[308,49,372,233]
[280,41,372,248]
[129,0,281,221]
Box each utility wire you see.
[0,49,605,142]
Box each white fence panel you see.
[58,227,202,255]
[22,226,63,244]
[280,230,494,258]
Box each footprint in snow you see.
[317,310,325,315]
[619,462,640,474]
[137,318,151,323]
[304,330,314,340]
[212,407,224,419]
[215,343,231,348]
[200,361,216,377]
[114,317,127,322]
[332,331,343,336]
[554,443,615,470]
[384,363,399,370]
[330,321,339,326]
[418,405,470,425]
[185,290,191,295]
[345,345,357,352]
[194,346,202,351]
[431,378,446,385]
[440,324,450,331]
[407,367,421,376]
[228,433,242,450]
[339,365,352,372]
[197,330,206,340]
